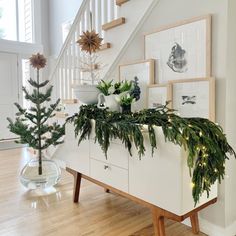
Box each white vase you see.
[97,94,120,112]
[73,84,100,104]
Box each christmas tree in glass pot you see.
[7,53,65,190]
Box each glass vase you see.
[20,157,61,190]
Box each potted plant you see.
[96,78,141,112]
[7,53,65,190]
[118,93,136,113]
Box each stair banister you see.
[49,0,118,100]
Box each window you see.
[0,0,33,43]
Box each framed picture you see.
[119,59,155,111]
[144,15,211,83]
[169,77,215,121]
[147,84,171,109]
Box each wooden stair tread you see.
[55,112,69,118]
[102,17,126,31]
[116,0,130,6]
[99,43,111,51]
[62,99,78,104]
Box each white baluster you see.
[59,60,63,99]
[102,0,108,25]
[96,0,102,36]
[115,1,119,19]
[63,53,68,99]
[76,25,81,85]
[55,70,59,100]
[71,31,78,89]
[90,0,96,30]
[68,42,72,99]
[81,11,86,32]
[85,1,90,31]
[109,0,115,21]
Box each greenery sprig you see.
[67,104,235,205]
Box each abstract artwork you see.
[170,78,215,121]
[148,85,170,109]
[145,15,211,83]
[167,43,188,73]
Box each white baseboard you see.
[199,218,236,236]
[0,140,26,150]
[183,218,236,236]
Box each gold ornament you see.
[77,30,103,54]
[30,53,47,69]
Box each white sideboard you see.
[52,123,218,236]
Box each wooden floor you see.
[0,148,207,236]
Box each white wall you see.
[48,0,83,57]
[111,0,236,232]
[225,0,236,228]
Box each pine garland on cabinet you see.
[67,104,235,205]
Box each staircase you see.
[49,0,158,102]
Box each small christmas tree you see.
[7,53,65,175]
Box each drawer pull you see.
[104,165,109,170]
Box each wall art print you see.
[119,59,155,111]
[170,78,215,121]
[145,15,211,83]
[148,84,170,109]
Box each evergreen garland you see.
[67,104,236,205]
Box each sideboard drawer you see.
[90,159,128,193]
[90,142,129,169]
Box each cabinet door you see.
[53,124,90,175]
[129,128,183,215]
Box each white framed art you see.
[119,59,155,111]
[144,15,212,84]
[148,84,171,109]
[169,77,215,121]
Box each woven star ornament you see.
[29,53,47,70]
[77,30,103,54]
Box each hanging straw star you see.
[77,30,103,54]
[29,53,47,70]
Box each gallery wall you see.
[111,0,236,234]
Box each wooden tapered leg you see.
[66,168,82,203]
[190,212,200,234]
[73,172,82,203]
[152,208,166,236]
